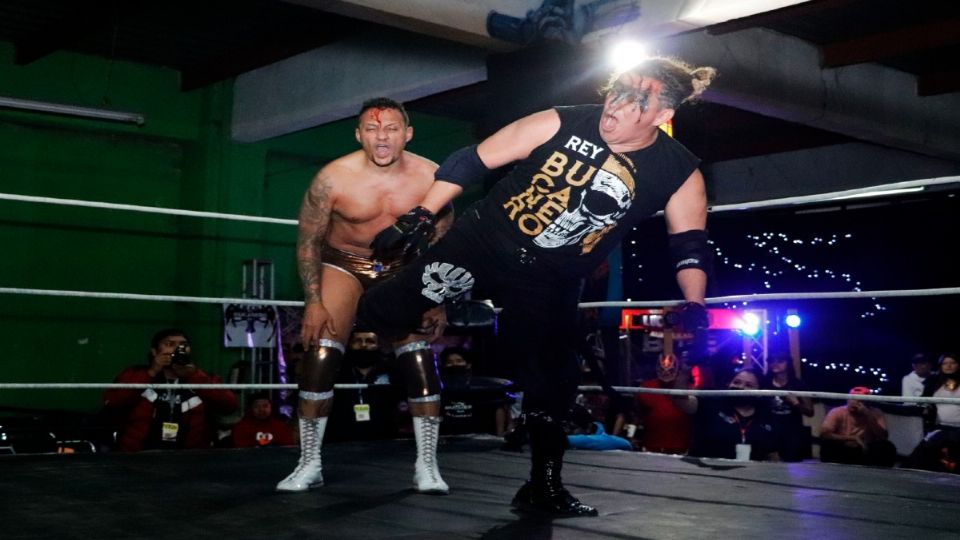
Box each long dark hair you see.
[923,353,960,397]
[762,354,798,388]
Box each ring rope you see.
[2,383,959,405]
[579,287,960,308]
[0,192,297,225]
[1,176,955,226]
[3,286,958,309]
[705,175,960,214]
[0,287,303,307]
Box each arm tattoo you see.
[297,175,333,304]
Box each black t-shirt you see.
[326,367,402,442]
[483,104,700,278]
[441,375,515,435]
[766,378,809,429]
[689,400,778,460]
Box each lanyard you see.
[735,414,754,444]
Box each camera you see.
[170,344,191,365]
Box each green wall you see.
[0,42,477,413]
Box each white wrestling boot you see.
[413,416,449,494]
[276,417,327,492]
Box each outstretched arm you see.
[421,109,561,213]
[664,169,708,304]
[297,171,337,347]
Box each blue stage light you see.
[785,313,802,328]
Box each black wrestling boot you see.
[511,458,597,517]
[511,412,598,517]
[501,416,527,452]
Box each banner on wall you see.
[223,303,279,348]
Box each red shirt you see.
[634,379,692,454]
[232,415,295,448]
[103,366,238,452]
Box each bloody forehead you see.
[363,107,395,126]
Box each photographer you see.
[103,328,238,452]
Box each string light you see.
[800,357,889,392]
[708,232,887,318]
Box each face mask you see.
[444,366,470,378]
[349,350,381,369]
[730,394,760,408]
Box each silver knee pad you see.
[396,341,441,400]
[298,340,344,400]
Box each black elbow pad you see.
[668,229,711,274]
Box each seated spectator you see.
[901,353,934,402]
[567,405,632,451]
[763,354,814,462]
[631,353,694,454]
[921,353,960,432]
[103,328,238,451]
[905,428,960,474]
[819,386,897,467]
[232,392,295,448]
[439,346,514,436]
[326,329,402,442]
[686,367,779,461]
[574,360,626,437]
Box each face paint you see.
[607,81,650,112]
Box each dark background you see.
[622,191,959,392]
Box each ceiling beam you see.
[821,19,960,68]
[13,0,148,65]
[659,27,960,161]
[231,29,487,142]
[706,0,860,36]
[180,30,347,92]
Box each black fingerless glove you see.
[370,206,436,259]
[666,302,710,363]
[665,302,709,331]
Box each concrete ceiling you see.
[1,0,958,205]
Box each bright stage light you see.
[738,312,761,336]
[608,40,648,73]
[785,314,802,328]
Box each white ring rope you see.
[0,287,304,306]
[3,285,958,310]
[2,175,958,308]
[579,287,960,308]
[1,176,955,225]
[2,383,959,405]
[4,177,958,404]
[705,175,960,214]
[0,192,298,225]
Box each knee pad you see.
[298,340,344,401]
[396,341,441,402]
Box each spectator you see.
[567,405,632,451]
[574,361,626,437]
[631,353,694,454]
[763,354,813,462]
[921,352,960,432]
[902,353,934,402]
[819,386,897,467]
[905,428,960,474]
[326,330,402,442]
[439,346,514,436]
[686,367,779,461]
[103,328,238,451]
[232,393,295,448]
